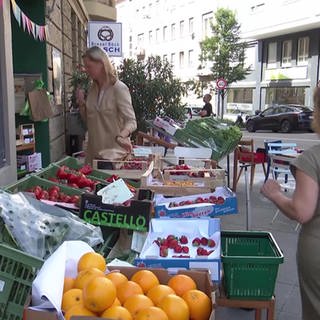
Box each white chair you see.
[269,154,300,231]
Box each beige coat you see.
[80,80,137,164]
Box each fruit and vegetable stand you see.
[0,135,284,320]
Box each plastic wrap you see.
[0,191,103,259]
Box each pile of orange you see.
[62,251,212,320]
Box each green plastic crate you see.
[0,215,18,250]
[54,156,140,188]
[221,231,284,300]
[4,175,82,197]
[0,244,43,320]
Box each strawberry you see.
[192,238,201,246]
[79,164,93,175]
[167,235,176,242]
[184,200,193,205]
[200,237,208,246]
[197,247,204,255]
[179,235,188,244]
[169,239,178,249]
[207,239,216,248]
[195,197,204,203]
[174,245,183,253]
[160,245,168,257]
[182,246,189,254]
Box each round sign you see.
[216,78,227,90]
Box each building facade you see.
[84,0,117,21]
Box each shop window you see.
[297,37,309,65]
[0,62,6,169]
[227,88,253,104]
[265,87,306,106]
[267,42,277,68]
[281,40,292,67]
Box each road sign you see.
[216,78,227,90]
[88,22,122,57]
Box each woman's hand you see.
[260,180,281,201]
[116,136,133,153]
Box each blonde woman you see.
[77,46,137,165]
[261,87,320,319]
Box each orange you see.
[101,306,132,320]
[61,288,83,312]
[131,270,160,294]
[106,271,128,288]
[116,280,143,304]
[135,306,169,320]
[182,289,212,320]
[110,297,121,307]
[147,284,175,306]
[78,251,106,272]
[168,274,197,296]
[83,277,116,313]
[74,267,105,289]
[63,277,75,293]
[123,294,154,318]
[159,294,189,320]
[64,304,96,320]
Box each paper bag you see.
[28,89,54,121]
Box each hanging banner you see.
[10,0,48,41]
[88,21,122,57]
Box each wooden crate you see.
[93,159,153,180]
[163,168,226,189]
[141,162,217,196]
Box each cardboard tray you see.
[154,187,238,218]
[93,159,153,180]
[135,218,221,282]
[23,267,216,320]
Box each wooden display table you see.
[216,286,275,320]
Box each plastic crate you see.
[54,156,140,188]
[0,244,43,320]
[4,175,82,197]
[0,215,18,250]
[221,231,284,300]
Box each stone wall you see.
[45,0,87,162]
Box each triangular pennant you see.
[21,12,27,31]
[26,17,32,34]
[34,24,39,40]
[44,25,49,40]
[13,4,21,27]
[31,21,36,38]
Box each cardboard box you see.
[154,187,238,218]
[79,190,154,232]
[24,266,216,320]
[135,218,221,282]
[153,116,181,136]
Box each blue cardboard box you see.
[134,218,221,282]
[154,187,237,218]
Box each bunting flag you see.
[10,0,48,41]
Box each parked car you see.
[246,105,313,133]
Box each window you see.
[179,51,184,68]
[266,87,306,105]
[149,30,153,43]
[163,26,168,41]
[202,12,213,38]
[188,50,194,67]
[261,108,276,116]
[163,54,168,61]
[171,23,176,40]
[245,45,256,69]
[180,20,184,37]
[137,33,144,47]
[227,88,253,104]
[171,53,176,66]
[156,28,160,42]
[189,17,194,34]
[282,40,292,66]
[267,42,277,68]
[129,35,132,49]
[297,37,309,65]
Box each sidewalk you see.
[216,168,301,320]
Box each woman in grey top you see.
[261,87,320,320]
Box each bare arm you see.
[261,169,318,224]
[76,88,87,124]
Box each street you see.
[242,130,319,150]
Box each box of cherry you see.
[154,186,237,218]
[135,218,221,282]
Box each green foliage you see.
[200,8,251,85]
[118,56,186,131]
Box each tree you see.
[200,8,251,116]
[118,56,186,132]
